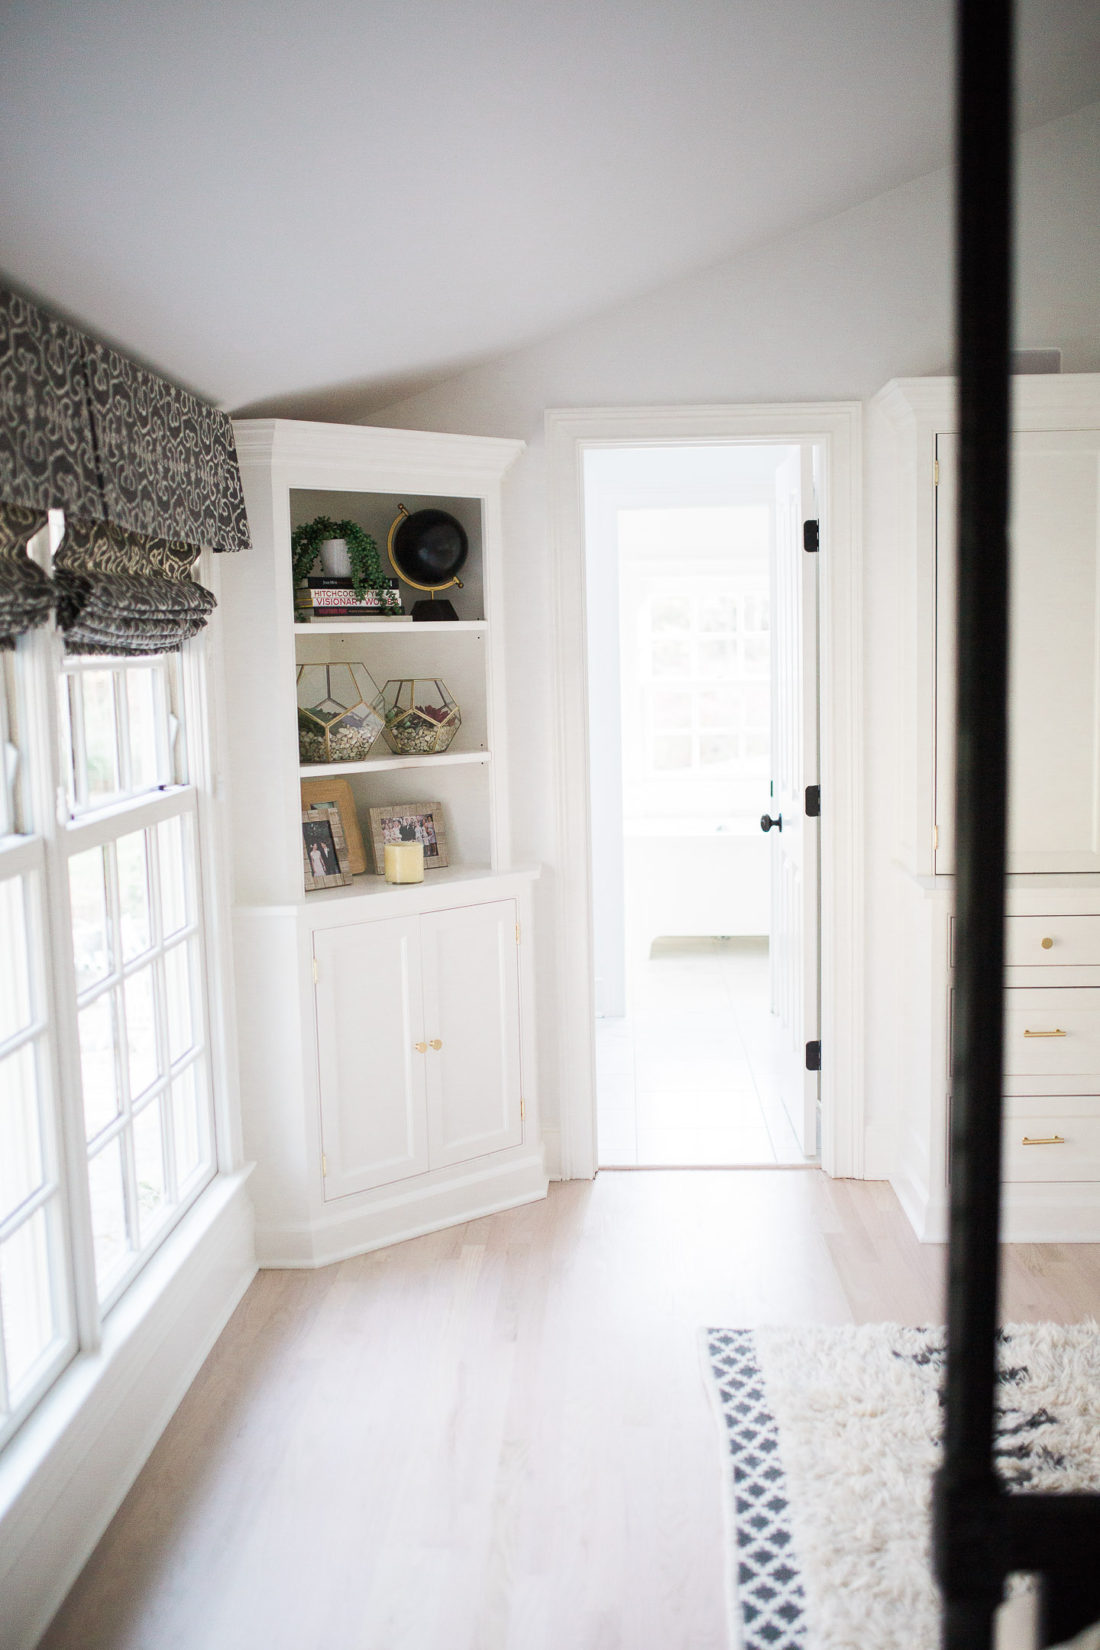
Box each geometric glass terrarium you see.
[373,677,461,755]
[297,662,384,764]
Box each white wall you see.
[364,104,1100,1177]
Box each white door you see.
[935,429,1100,874]
[314,916,429,1199]
[768,446,820,1154]
[420,899,523,1168]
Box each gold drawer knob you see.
[429,1038,443,1050]
[1041,937,1054,949]
[1021,1135,1066,1146]
[414,1041,427,1053]
[1023,1028,1067,1038]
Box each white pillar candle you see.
[384,841,424,883]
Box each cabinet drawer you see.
[1004,915,1100,968]
[1003,989,1100,1075]
[1003,1103,1100,1182]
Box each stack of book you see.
[294,578,408,621]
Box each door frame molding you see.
[545,401,864,1180]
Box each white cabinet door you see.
[420,900,523,1169]
[936,428,1100,873]
[314,916,429,1199]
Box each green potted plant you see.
[291,516,387,601]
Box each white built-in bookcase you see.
[218,421,546,1266]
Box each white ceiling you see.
[2,0,1098,418]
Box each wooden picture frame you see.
[300,777,367,874]
[367,801,449,873]
[302,805,354,890]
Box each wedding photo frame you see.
[368,801,449,874]
[302,805,354,891]
[300,776,368,875]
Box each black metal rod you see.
[934,0,1014,1645]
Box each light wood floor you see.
[40,1172,1100,1650]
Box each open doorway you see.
[584,442,820,1167]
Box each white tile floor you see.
[595,936,813,1166]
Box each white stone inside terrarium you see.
[374,678,461,755]
[297,661,382,764]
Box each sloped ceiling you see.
[1,0,1098,418]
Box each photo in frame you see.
[300,776,367,875]
[302,805,354,890]
[367,801,449,873]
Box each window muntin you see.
[0,858,75,1439]
[60,656,181,816]
[66,802,214,1307]
[641,582,771,779]
[0,654,18,840]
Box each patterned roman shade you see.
[0,292,102,521]
[0,286,250,652]
[54,519,217,656]
[0,502,56,650]
[80,339,250,553]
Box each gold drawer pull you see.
[1041,937,1054,949]
[1023,1028,1067,1038]
[1021,1135,1066,1146]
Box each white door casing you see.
[769,446,820,1154]
[546,402,863,1182]
[421,899,524,1168]
[935,429,1100,875]
[315,916,429,1198]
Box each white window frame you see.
[0,519,232,1453]
[638,577,771,781]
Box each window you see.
[0,523,219,1449]
[642,582,770,777]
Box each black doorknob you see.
[760,813,783,833]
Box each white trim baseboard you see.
[0,1170,257,1650]
[253,1151,549,1268]
[545,402,865,1181]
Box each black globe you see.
[391,509,468,587]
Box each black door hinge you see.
[805,784,820,817]
[803,520,820,553]
[805,1040,821,1072]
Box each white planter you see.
[319,537,352,577]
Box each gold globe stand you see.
[387,504,465,621]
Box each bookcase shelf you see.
[292,619,489,636]
[298,749,492,779]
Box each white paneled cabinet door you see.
[314,916,429,1199]
[769,446,820,1155]
[936,428,1100,873]
[420,900,523,1169]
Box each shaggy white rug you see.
[703,1323,1100,1650]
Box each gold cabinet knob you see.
[1041,937,1054,950]
[414,1041,427,1053]
[429,1038,443,1050]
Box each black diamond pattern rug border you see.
[705,1328,807,1650]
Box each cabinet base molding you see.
[890,1174,1100,1245]
[254,1149,549,1268]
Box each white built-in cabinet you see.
[315,899,523,1200]
[217,420,546,1266]
[873,376,1100,1242]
